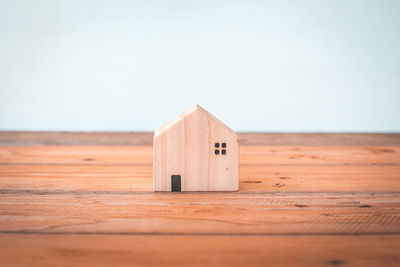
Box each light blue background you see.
[0,0,399,132]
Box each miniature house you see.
[153,104,238,192]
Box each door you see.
[171,175,181,192]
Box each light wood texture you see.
[1,132,400,146]
[1,234,399,267]
[0,164,399,192]
[1,193,399,234]
[0,132,400,266]
[1,145,398,166]
[153,104,238,191]
[1,145,399,192]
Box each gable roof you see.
[154,104,238,139]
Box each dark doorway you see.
[171,175,181,192]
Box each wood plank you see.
[0,132,154,146]
[0,165,152,192]
[1,133,399,267]
[0,146,152,165]
[0,164,399,192]
[1,146,399,165]
[1,193,399,234]
[239,132,400,146]
[0,234,398,267]
[240,145,400,165]
[1,132,400,146]
[240,165,400,192]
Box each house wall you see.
[153,112,238,191]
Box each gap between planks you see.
[1,231,400,236]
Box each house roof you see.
[154,104,238,139]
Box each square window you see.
[215,143,220,148]
[222,143,227,148]
[215,149,220,155]
[222,149,226,155]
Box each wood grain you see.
[1,132,400,266]
[0,193,399,235]
[1,145,399,165]
[1,132,400,146]
[0,164,399,192]
[153,104,238,191]
[0,234,399,267]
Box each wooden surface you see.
[0,132,399,266]
[154,104,238,191]
[1,131,400,146]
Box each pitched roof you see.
[154,104,237,139]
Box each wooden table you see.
[0,132,399,266]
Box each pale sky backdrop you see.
[0,0,399,132]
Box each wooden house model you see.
[153,104,239,192]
